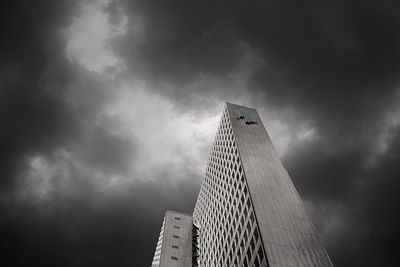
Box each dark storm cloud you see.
[356,125,400,265]
[120,0,240,78]
[0,0,133,189]
[116,0,400,266]
[303,124,400,266]
[119,0,400,115]
[2,0,400,266]
[120,0,400,104]
[0,1,80,189]
[1,176,199,266]
[0,1,151,265]
[116,0,250,111]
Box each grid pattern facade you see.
[151,102,333,267]
[193,103,333,267]
[193,107,267,267]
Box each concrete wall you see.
[158,210,192,267]
[227,103,333,267]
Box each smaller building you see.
[151,210,193,267]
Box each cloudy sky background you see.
[1,0,400,266]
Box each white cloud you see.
[260,108,318,157]
[265,119,292,156]
[101,80,221,181]
[16,149,127,201]
[364,91,400,167]
[18,156,54,200]
[16,150,72,201]
[65,0,128,74]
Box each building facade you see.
[151,103,333,267]
[151,210,193,267]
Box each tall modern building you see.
[151,103,333,267]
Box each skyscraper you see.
[151,103,333,267]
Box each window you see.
[254,228,259,241]
[171,256,178,260]
[172,245,179,249]
[173,235,179,238]
[247,247,252,262]
[250,237,255,250]
[173,225,180,229]
[258,246,264,261]
[174,216,181,220]
[250,212,255,224]
[244,231,248,243]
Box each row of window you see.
[170,216,181,261]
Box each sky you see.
[1,0,400,266]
